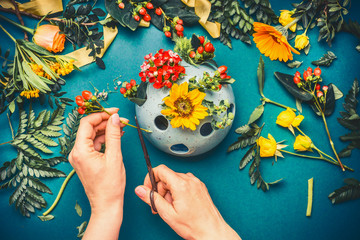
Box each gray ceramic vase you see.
[135,62,236,157]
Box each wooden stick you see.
[9,0,28,40]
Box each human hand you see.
[69,108,128,240]
[135,165,241,240]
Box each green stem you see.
[0,23,16,42]
[280,149,353,171]
[321,112,345,171]
[0,14,34,34]
[42,169,76,216]
[261,97,297,112]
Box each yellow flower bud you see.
[279,10,297,32]
[292,115,304,127]
[276,108,296,127]
[295,33,309,50]
[257,134,277,157]
[294,135,312,151]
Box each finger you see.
[104,113,123,161]
[94,134,105,151]
[119,117,129,129]
[164,191,173,204]
[135,185,176,218]
[147,165,182,191]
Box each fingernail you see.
[112,113,121,126]
[135,186,146,198]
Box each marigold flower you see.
[253,22,300,62]
[33,24,66,53]
[257,134,277,157]
[294,135,312,151]
[295,33,309,50]
[279,10,297,32]
[161,82,208,131]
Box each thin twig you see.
[7,113,14,139]
[10,0,28,40]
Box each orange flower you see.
[253,22,300,62]
[33,25,66,53]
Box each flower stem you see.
[284,17,300,30]
[10,0,28,40]
[0,24,17,42]
[0,14,34,34]
[321,112,345,171]
[261,97,297,112]
[0,140,12,146]
[280,149,353,171]
[42,169,76,216]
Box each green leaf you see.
[9,100,15,113]
[257,56,265,97]
[328,178,360,204]
[235,124,251,134]
[332,84,343,100]
[274,72,313,101]
[287,61,303,69]
[75,201,82,217]
[239,145,256,169]
[247,104,264,125]
[38,215,55,221]
[311,51,337,67]
[77,221,88,238]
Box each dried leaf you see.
[75,201,82,217]
[287,61,303,69]
[311,51,337,67]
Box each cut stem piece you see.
[306,177,313,217]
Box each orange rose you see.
[33,25,66,53]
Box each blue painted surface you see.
[0,0,360,239]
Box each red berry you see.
[75,95,83,101]
[118,2,125,9]
[143,14,151,22]
[78,108,86,115]
[139,7,146,15]
[307,67,312,74]
[317,91,323,98]
[314,67,321,76]
[82,90,93,100]
[134,15,140,21]
[126,83,132,90]
[322,85,328,92]
[315,84,321,90]
[177,31,184,37]
[197,46,204,54]
[155,8,162,16]
[164,31,171,38]
[198,36,205,44]
[76,99,84,107]
[295,71,301,78]
[165,81,172,88]
[175,24,184,32]
[189,51,196,58]
[130,79,137,86]
[204,42,214,53]
[146,2,154,9]
[218,84,222,90]
[177,19,183,25]
[217,66,227,74]
[303,71,310,81]
[120,88,126,94]
[220,73,227,79]
[293,76,300,84]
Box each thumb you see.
[105,113,122,160]
[135,185,175,217]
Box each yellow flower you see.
[279,10,297,32]
[161,82,208,131]
[257,134,277,157]
[295,33,309,50]
[253,22,300,62]
[276,108,304,128]
[294,135,312,151]
[292,115,304,127]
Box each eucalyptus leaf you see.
[287,61,303,69]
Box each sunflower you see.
[161,82,208,130]
[253,22,300,62]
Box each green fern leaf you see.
[27,176,52,194]
[25,136,53,154]
[40,129,62,137]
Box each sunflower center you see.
[174,98,193,116]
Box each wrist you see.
[191,220,241,240]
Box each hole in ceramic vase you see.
[200,122,213,137]
[154,115,169,130]
[227,103,234,114]
[170,144,189,154]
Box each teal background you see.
[1,0,360,239]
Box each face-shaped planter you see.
[135,62,236,157]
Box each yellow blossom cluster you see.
[20,89,40,99]
[30,59,75,79]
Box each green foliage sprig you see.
[337,78,360,157]
[240,0,278,25]
[0,104,67,217]
[208,0,254,48]
[342,19,360,52]
[311,51,337,67]
[329,178,360,204]
[0,47,11,69]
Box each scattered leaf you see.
[248,104,264,125]
[77,221,88,238]
[75,201,82,217]
[287,61,303,69]
[38,215,55,221]
[329,178,360,204]
[311,51,337,67]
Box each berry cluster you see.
[139,49,185,89]
[189,66,231,92]
[118,0,153,22]
[293,66,328,102]
[120,79,138,98]
[163,16,184,38]
[75,90,101,115]
[189,36,215,60]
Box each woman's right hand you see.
[135,165,241,240]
